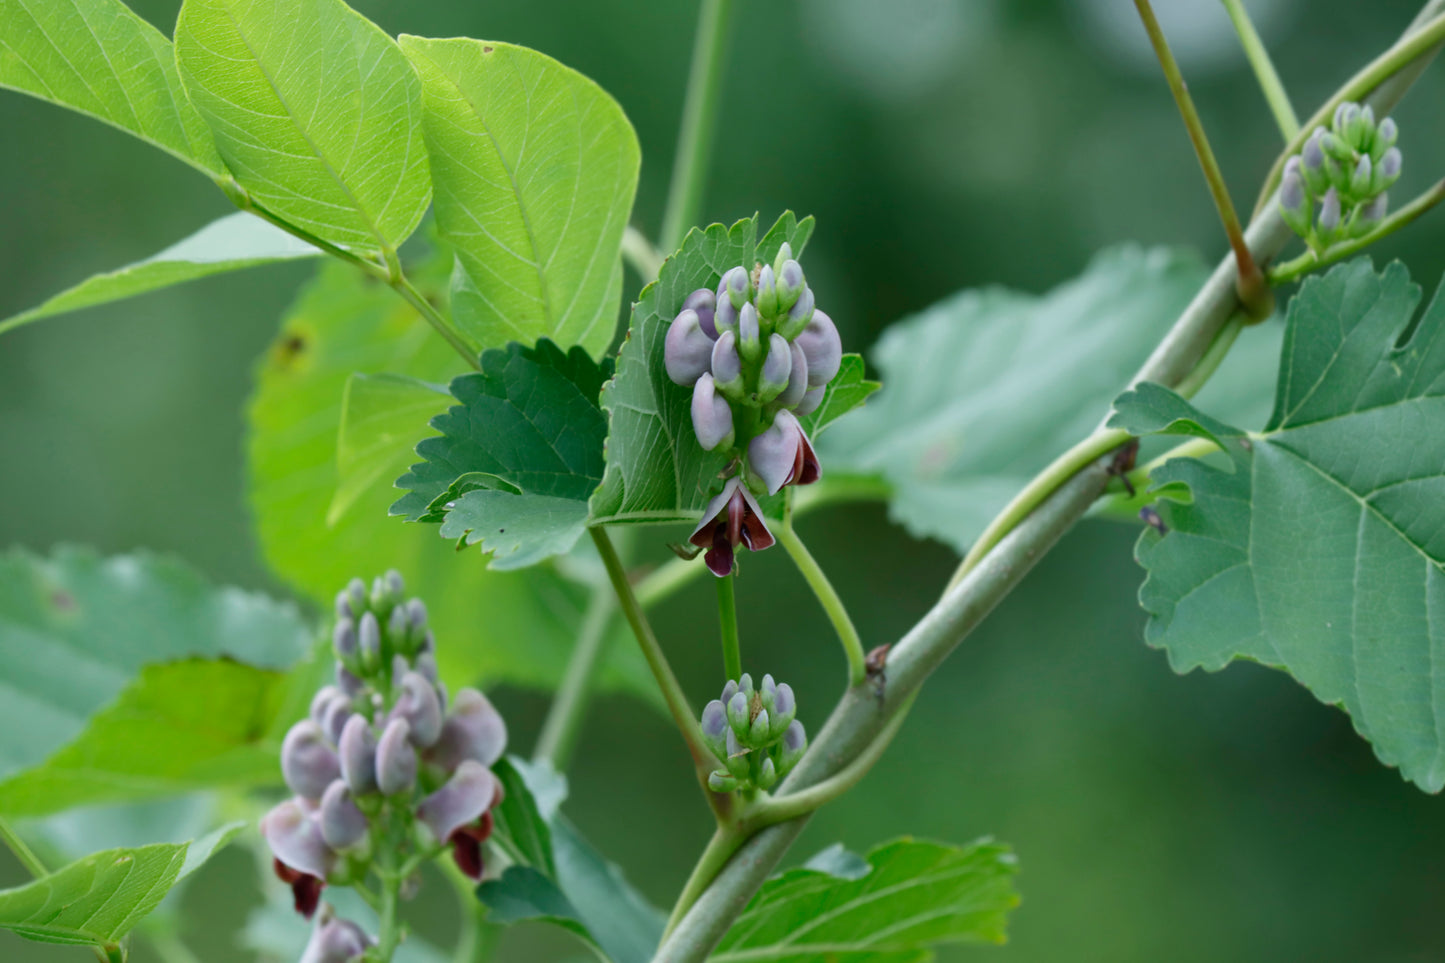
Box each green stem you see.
[533,588,616,768]
[716,575,742,680]
[622,226,666,282]
[1220,0,1300,140]
[391,276,481,371]
[1174,313,1245,400]
[776,523,866,686]
[660,0,734,251]
[662,826,747,939]
[0,816,46,878]
[1269,177,1445,284]
[1097,436,1223,520]
[239,194,388,279]
[372,874,404,962]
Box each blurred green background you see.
[5,0,1445,960]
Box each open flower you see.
[747,410,821,495]
[689,476,776,577]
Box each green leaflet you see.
[797,354,880,439]
[0,0,223,176]
[330,373,452,525]
[713,838,1020,962]
[1111,257,1445,792]
[590,212,815,526]
[399,37,640,359]
[0,212,319,335]
[175,0,432,254]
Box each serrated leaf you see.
[247,258,655,698]
[590,213,815,526]
[797,354,878,438]
[393,339,612,569]
[0,0,223,175]
[0,547,307,785]
[0,212,319,335]
[818,246,1280,554]
[0,823,242,948]
[0,659,287,817]
[1110,258,1445,793]
[713,837,1019,963]
[330,373,451,525]
[175,0,431,254]
[398,36,640,359]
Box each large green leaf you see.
[713,838,1019,962]
[817,246,1281,554]
[1111,258,1445,793]
[0,821,241,949]
[0,659,287,817]
[0,212,319,335]
[590,213,815,526]
[247,258,654,697]
[398,37,640,358]
[174,0,431,254]
[329,372,451,525]
[0,547,307,783]
[0,0,223,175]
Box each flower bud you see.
[757,756,778,790]
[1317,186,1342,240]
[318,781,367,850]
[774,342,809,411]
[345,578,367,615]
[321,696,352,747]
[1332,102,1358,137]
[771,242,794,277]
[720,265,752,310]
[754,264,779,318]
[701,699,729,760]
[261,799,336,880]
[1375,117,1398,153]
[310,686,343,726]
[1345,103,1371,148]
[282,720,342,801]
[301,905,372,963]
[749,708,771,746]
[748,410,821,495]
[429,688,508,770]
[335,666,363,697]
[721,679,739,703]
[775,259,805,314]
[1301,129,1329,195]
[1279,161,1311,238]
[665,308,716,387]
[414,650,439,684]
[770,683,796,740]
[392,671,443,748]
[738,672,754,696]
[1349,154,1373,196]
[707,770,739,793]
[333,590,352,621]
[376,718,417,795]
[683,288,719,339]
[757,334,792,404]
[691,373,735,451]
[338,714,379,795]
[714,294,739,338]
[776,286,815,340]
[759,673,777,708]
[778,719,807,774]
[406,597,428,635]
[1375,146,1402,192]
[795,311,841,387]
[1353,192,1388,237]
[387,604,408,646]
[711,330,745,399]
[796,385,825,417]
[723,728,750,780]
[385,568,404,595]
[358,612,381,671]
[417,760,500,843]
[737,302,762,362]
[1320,130,1353,165]
[727,690,750,735]
[333,619,357,663]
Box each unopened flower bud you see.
[310,686,343,726]
[1320,130,1352,165]
[1301,129,1329,194]
[795,311,841,387]
[723,728,750,780]
[1332,102,1358,137]
[691,373,735,451]
[778,719,807,773]
[759,674,776,708]
[318,781,367,850]
[429,688,508,770]
[754,264,779,318]
[683,288,718,339]
[1350,154,1373,196]
[345,578,367,615]
[711,330,744,399]
[333,590,352,621]
[707,770,739,792]
[1345,103,1371,148]
[701,700,729,760]
[417,760,499,843]
[261,799,336,880]
[774,342,809,411]
[771,242,794,276]
[1318,186,1342,239]
[1279,162,1311,238]
[714,294,739,338]
[775,259,805,314]
[748,410,821,495]
[1375,146,1402,191]
[757,334,792,404]
[665,308,716,387]
[321,697,352,747]
[392,672,443,748]
[301,905,372,963]
[757,756,778,790]
[727,690,750,735]
[721,679,739,703]
[376,718,417,795]
[414,650,439,684]
[770,683,796,739]
[777,286,815,340]
[1353,192,1388,237]
[358,612,381,671]
[333,619,357,662]
[749,708,771,746]
[738,673,754,696]
[720,265,752,310]
[796,385,825,417]
[336,666,363,697]
[338,714,378,795]
[385,569,404,595]
[1375,117,1398,152]
[387,605,408,645]
[283,720,342,800]
[737,303,762,362]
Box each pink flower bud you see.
[318,780,368,850]
[429,688,509,770]
[375,718,417,795]
[282,720,342,801]
[417,760,501,843]
[261,798,336,880]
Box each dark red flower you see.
[689,477,776,577]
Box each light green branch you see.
[660,0,735,251]
[776,523,867,686]
[1221,0,1299,140]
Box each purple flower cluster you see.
[262,572,508,950]
[698,673,807,793]
[665,243,842,576]
[1280,101,1401,249]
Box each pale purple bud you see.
[345,578,367,614]
[333,590,352,621]
[665,308,715,386]
[770,683,797,739]
[701,700,729,758]
[310,686,343,726]
[720,265,751,309]
[414,650,439,684]
[795,385,826,417]
[748,410,821,495]
[777,285,815,339]
[387,604,407,642]
[392,671,443,748]
[301,906,372,963]
[336,666,363,697]
[708,770,739,793]
[318,780,367,850]
[321,696,352,747]
[1360,192,1388,225]
[754,264,779,317]
[332,620,357,661]
[417,760,500,843]
[721,679,740,703]
[1378,146,1402,186]
[391,654,409,683]
[776,260,805,312]
[757,334,792,404]
[757,756,778,790]
[1350,154,1372,195]
[338,714,378,795]
[358,612,381,668]
[1279,166,1310,237]
[727,691,750,735]
[795,310,841,387]
[714,294,739,337]
[385,570,404,596]
[1376,117,1398,150]
[376,718,417,795]
[282,720,341,800]
[429,688,508,770]
[759,674,777,707]
[1332,101,1357,135]
[778,719,807,772]
[749,708,771,744]
[723,728,750,779]
[406,598,428,634]
[691,373,735,451]
[738,672,754,695]
[261,799,335,879]
[775,342,808,410]
[683,288,718,339]
[1318,186,1342,234]
[737,302,762,362]
[711,330,743,395]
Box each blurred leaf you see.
[393,340,611,568]
[0,212,319,335]
[0,821,242,949]
[0,0,223,175]
[0,659,286,817]
[490,758,556,876]
[590,213,814,526]
[1112,258,1445,793]
[175,0,431,254]
[713,837,1019,962]
[0,547,307,784]
[398,37,640,358]
[330,373,451,525]
[797,354,879,438]
[247,258,655,698]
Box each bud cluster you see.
[698,674,807,793]
[1280,101,1401,251]
[262,571,508,948]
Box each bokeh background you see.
[5,0,1445,960]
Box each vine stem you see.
[663,826,747,939]
[391,277,481,371]
[373,874,404,962]
[660,0,734,252]
[533,586,616,767]
[1269,178,1445,284]
[716,574,742,680]
[0,815,46,879]
[776,524,867,686]
[1220,0,1299,140]
[622,226,666,282]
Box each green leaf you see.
[0,212,319,335]
[490,758,556,877]
[797,354,879,438]
[174,0,431,254]
[1110,258,1445,793]
[0,547,307,784]
[818,245,1277,554]
[247,258,655,698]
[398,36,640,359]
[0,659,287,817]
[0,822,242,948]
[393,339,612,568]
[590,213,815,526]
[0,0,223,175]
[329,373,451,525]
[713,837,1020,963]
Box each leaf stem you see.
[1136,0,1271,319]
[533,587,616,768]
[622,226,666,282]
[390,276,481,372]
[1220,0,1299,140]
[660,0,735,251]
[1269,177,1445,284]
[0,815,47,878]
[1173,313,1246,400]
[716,574,742,680]
[776,523,867,687]
[662,826,747,939]
[372,874,404,962]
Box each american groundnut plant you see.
[3,0,1445,961]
